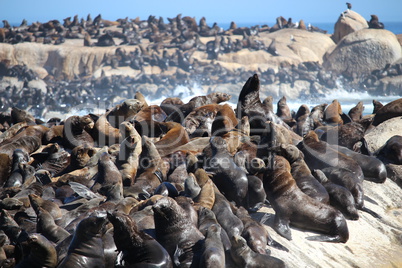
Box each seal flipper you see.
[173,245,183,267]
[359,206,381,219]
[268,239,289,252]
[274,215,292,240]
[306,235,345,243]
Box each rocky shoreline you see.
[0,10,401,268]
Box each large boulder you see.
[324,29,402,77]
[364,116,402,155]
[202,29,335,72]
[332,10,369,44]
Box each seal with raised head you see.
[152,196,204,267]
[58,215,107,268]
[263,154,349,242]
[15,233,57,268]
[107,211,172,267]
[207,136,248,207]
[371,98,402,126]
[199,224,225,268]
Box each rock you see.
[324,29,402,77]
[257,178,402,267]
[364,117,402,155]
[332,10,369,44]
[386,164,402,188]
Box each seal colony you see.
[0,73,400,267]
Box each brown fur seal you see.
[372,99,383,114]
[29,193,62,220]
[313,169,359,220]
[199,224,225,268]
[193,168,215,210]
[324,99,343,125]
[276,96,292,120]
[107,211,172,267]
[212,188,244,239]
[378,135,402,164]
[155,121,190,157]
[230,235,285,268]
[57,215,107,268]
[332,144,387,183]
[208,136,248,207]
[294,104,313,136]
[348,101,364,122]
[371,98,402,126]
[16,233,57,268]
[298,130,364,182]
[91,152,123,201]
[132,105,167,122]
[152,196,204,267]
[35,207,70,244]
[116,127,142,186]
[62,115,94,149]
[273,144,330,204]
[167,92,231,123]
[263,154,349,242]
[211,104,239,137]
[235,206,288,255]
[236,74,284,135]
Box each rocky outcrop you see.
[332,10,369,43]
[364,117,402,155]
[324,29,402,77]
[0,42,122,79]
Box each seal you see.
[16,233,57,268]
[62,115,95,149]
[273,144,330,204]
[212,188,244,240]
[230,235,286,268]
[207,136,248,207]
[276,96,292,120]
[167,92,231,123]
[155,121,190,157]
[35,207,71,244]
[132,105,167,122]
[199,224,225,268]
[236,74,286,135]
[91,152,123,202]
[152,196,204,267]
[378,135,402,165]
[107,211,172,267]
[29,193,63,220]
[193,168,215,210]
[116,127,142,186]
[297,130,364,182]
[323,99,343,125]
[348,101,364,122]
[57,215,107,268]
[332,144,387,183]
[197,206,231,251]
[235,206,288,255]
[294,104,313,136]
[263,154,349,242]
[313,169,359,220]
[371,98,402,126]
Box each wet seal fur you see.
[263,154,349,243]
[107,211,172,267]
